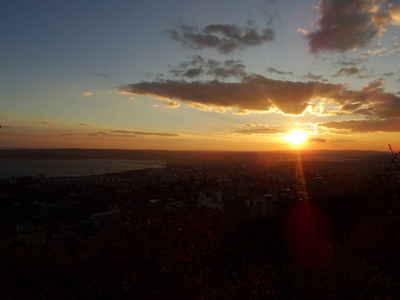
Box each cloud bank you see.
[319,118,400,133]
[119,74,400,118]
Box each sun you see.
[283,130,308,145]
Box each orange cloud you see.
[230,127,287,135]
[167,102,180,108]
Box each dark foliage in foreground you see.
[1,150,400,299]
[2,186,400,299]
[0,206,284,299]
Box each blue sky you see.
[1,0,400,151]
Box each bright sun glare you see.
[283,130,308,145]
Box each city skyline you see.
[2,0,400,151]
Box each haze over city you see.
[2,0,400,151]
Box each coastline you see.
[0,158,165,180]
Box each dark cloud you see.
[361,78,384,92]
[319,118,400,133]
[169,21,274,54]
[59,133,82,137]
[366,93,400,118]
[267,67,293,76]
[170,67,203,78]
[333,67,361,77]
[79,123,91,127]
[61,132,130,138]
[100,73,112,79]
[231,127,286,135]
[384,72,394,77]
[183,68,203,78]
[119,74,400,118]
[170,56,247,79]
[306,0,400,53]
[120,75,344,115]
[302,72,327,81]
[341,102,363,112]
[308,137,327,143]
[210,60,247,78]
[40,121,54,125]
[111,130,132,134]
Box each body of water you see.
[0,159,164,179]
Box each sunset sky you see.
[2,0,400,151]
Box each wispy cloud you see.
[334,56,367,67]
[110,130,179,137]
[100,73,112,79]
[62,129,180,137]
[87,131,108,136]
[308,137,327,143]
[333,67,362,77]
[83,92,93,97]
[41,121,54,125]
[302,72,327,82]
[364,47,386,57]
[230,127,286,135]
[267,67,293,76]
[79,123,91,127]
[382,42,400,56]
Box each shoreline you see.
[0,158,165,180]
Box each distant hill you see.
[0,148,388,162]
